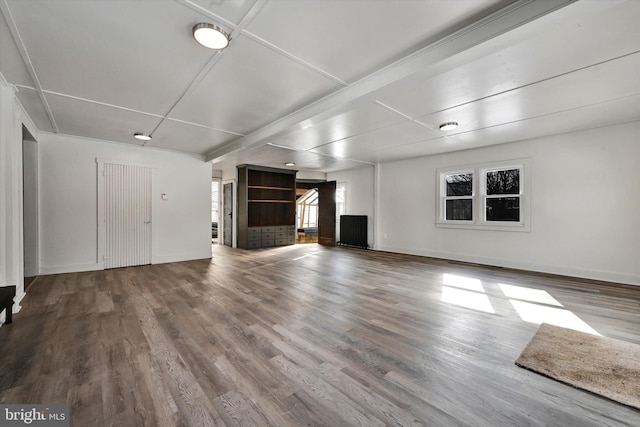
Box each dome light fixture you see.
[134,132,152,141]
[193,23,231,50]
[439,121,459,131]
[285,162,295,167]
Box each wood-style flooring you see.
[1,244,639,426]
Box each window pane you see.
[486,197,520,222]
[446,173,473,196]
[336,183,346,219]
[486,169,519,195]
[446,199,473,221]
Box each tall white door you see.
[104,163,152,269]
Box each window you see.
[483,167,520,222]
[336,182,346,221]
[444,172,473,221]
[437,159,529,231]
[296,189,318,228]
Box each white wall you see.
[39,133,212,274]
[328,165,375,247]
[22,136,38,277]
[375,121,640,285]
[0,77,25,321]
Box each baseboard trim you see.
[153,252,212,265]
[39,262,102,275]
[376,245,640,286]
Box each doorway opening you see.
[22,126,38,290]
[296,188,318,243]
[295,180,337,246]
[211,180,220,245]
[223,182,233,247]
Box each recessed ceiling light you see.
[134,133,152,141]
[285,162,295,167]
[193,23,231,50]
[439,122,459,131]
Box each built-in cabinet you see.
[237,165,296,249]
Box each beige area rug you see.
[516,323,640,410]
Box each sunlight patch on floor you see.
[509,300,600,335]
[441,286,495,314]
[498,283,563,307]
[442,274,484,292]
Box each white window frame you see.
[336,182,347,222]
[438,169,475,224]
[436,158,531,232]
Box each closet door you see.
[104,163,152,269]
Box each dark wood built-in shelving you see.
[237,164,297,249]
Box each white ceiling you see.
[1,0,639,173]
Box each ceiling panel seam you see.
[424,93,640,139]
[174,0,240,31]
[148,0,269,145]
[42,90,166,119]
[411,49,640,120]
[0,0,58,132]
[266,143,375,166]
[241,30,349,87]
[205,0,577,163]
[166,117,245,137]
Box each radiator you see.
[339,215,368,249]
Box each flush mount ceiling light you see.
[133,133,152,141]
[285,162,295,167]
[439,122,459,131]
[192,23,231,50]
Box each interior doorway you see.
[295,180,336,246]
[223,182,233,247]
[211,180,220,245]
[22,126,38,289]
[296,188,318,243]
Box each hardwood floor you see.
[1,244,639,426]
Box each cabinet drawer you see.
[275,226,290,232]
[285,225,296,231]
[275,232,288,239]
[262,240,275,248]
[262,233,274,240]
[247,227,261,235]
[261,226,275,233]
[248,233,261,241]
[247,240,261,249]
[276,238,295,246]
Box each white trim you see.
[153,253,211,265]
[39,262,102,275]
[376,245,640,286]
[221,179,236,248]
[95,157,158,169]
[436,158,531,232]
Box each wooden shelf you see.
[238,165,297,248]
[248,185,293,191]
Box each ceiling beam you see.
[206,0,577,163]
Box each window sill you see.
[436,222,530,232]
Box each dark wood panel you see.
[1,245,639,426]
[238,165,296,246]
[317,180,336,247]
